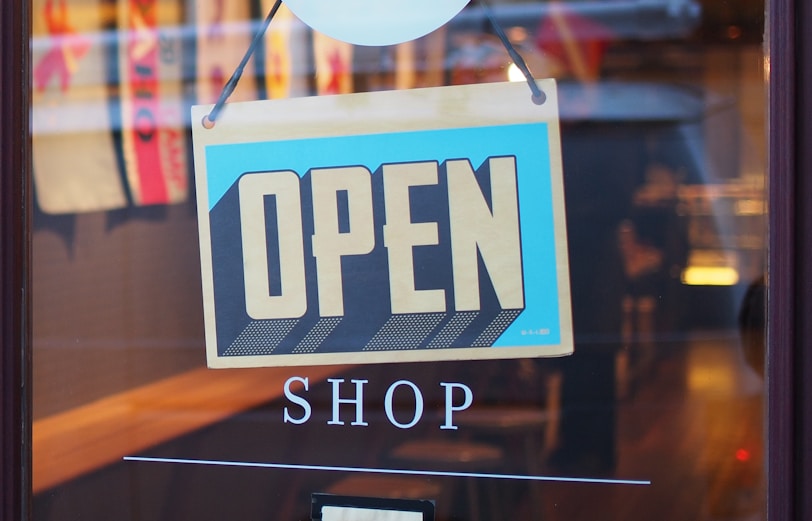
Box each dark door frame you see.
[768,0,812,519]
[1,0,810,519]
[0,1,31,521]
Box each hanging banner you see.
[32,0,128,214]
[535,1,614,82]
[312,31,354,95]
[262,1,309,99]
[192,80,572,368]
[393,28,448,90]
[194,0,258,104]
[421,28,448,88]
[117,0,188,206]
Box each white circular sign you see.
[283,0,470,46]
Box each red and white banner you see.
[536,1,614,82]
[262,1,309,99]
[193,0,258,104]
[118,0,188,205]
[32,0,127,214]
[312,31,353,96]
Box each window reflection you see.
[32,1,767,520]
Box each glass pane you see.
[31,0,767,520]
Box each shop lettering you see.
[239,156,524,319]
[283,376,474,430]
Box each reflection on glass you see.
[31,1,767,520]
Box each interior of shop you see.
[31,1,766,520]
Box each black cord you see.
[479,0,545,104]
[203,0,544,128]
[204,0,284,128]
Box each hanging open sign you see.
[192,80,572,368]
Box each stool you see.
[456,407,550,471]
[453,371,561,520]
[456,406,551,520]
[389,439,504,521]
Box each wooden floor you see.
[32,333,766,521]
[531,334,765,521]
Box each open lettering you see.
[239,157,524,319]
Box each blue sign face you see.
[192,81,572,367]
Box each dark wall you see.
[33,203,206,419]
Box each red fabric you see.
[536,6,614,78]
[125,0,169,204]
[34,0,91,92]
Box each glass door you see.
[23,1,781,520]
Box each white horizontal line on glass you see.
[123,456,651,486]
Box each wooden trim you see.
[0,1,31,520]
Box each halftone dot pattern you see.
[363,313,444,351]
[224,319,298,356]
[472,309,523,347]
[292,317,342,354]
[426,312,478,349]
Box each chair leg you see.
[465,478,481,521]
